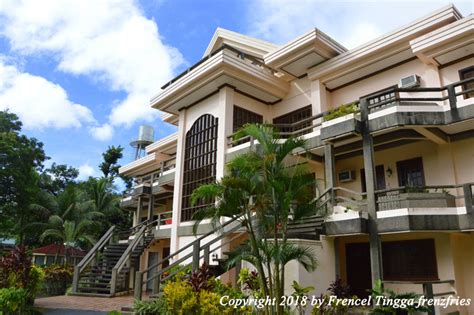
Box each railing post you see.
[324,143,335,212]
[203,245,210,265]
[134,271,143,300]
[447,84,457,110]
[160,160,164,176]
[72,265,79,293]
[192,241,200,271]
[463,183,473,213]
[422,283,435,315]
[249,136,254,150]
[153,270,160,294]
[110,268,117,296]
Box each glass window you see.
[382,239,438,281]
[396,157,425,187]
[181,114,218,222]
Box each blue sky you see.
[0,0,472,179]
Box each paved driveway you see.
[35,294,143,313]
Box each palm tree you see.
[192,124,322,315]
[40,216,96,265]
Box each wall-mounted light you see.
[386,167,393,177]
[212,253,218,262]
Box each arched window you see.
[181,114,218,221]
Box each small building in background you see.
[32,244,86,266]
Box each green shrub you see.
[134,298,170,315]
[40,264,73,296]
[324,103,359,121]
[0,287,27,314]
[369,280,429,314]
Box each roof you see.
[204,27,279,58]
[32,244,86,256]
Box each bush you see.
[133,299,169,315]
[40,264,73,296]
[324,103,359,121]
[0,287,28,314]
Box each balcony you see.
[322,183,474,235]
[120,157,176,209]
[226,77,474,156]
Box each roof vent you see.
[400,74,420,88]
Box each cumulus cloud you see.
[0,59,94,129]
[89,123,114,141]
[245,0,472,49]
[78,162,97,180]
[0,0,184,129]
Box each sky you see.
[0,0,472,180]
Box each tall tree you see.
[99,145,124,178]
[192,124,321,315]
[40,163,79,195]
[0,110,48,243]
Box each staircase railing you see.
[110,224,147,295]
[134,216,243,300]
[72,225,116,294]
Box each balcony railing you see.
[316,182,474,214]
[227,77,473,148]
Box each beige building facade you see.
[73,4,473,314]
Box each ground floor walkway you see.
[35,294,147,314]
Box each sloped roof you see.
[32,244,86,256]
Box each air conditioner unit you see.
[400,74,420,88]
[338,170,355,182]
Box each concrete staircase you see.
[72,223,155,297]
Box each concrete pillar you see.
[360,98,383,286]
[216,86,234,180]
[147,195,154,221]
[170,109,187,253]
[135,197,142,226]
[311,79,330,130]
[324,143,336,211]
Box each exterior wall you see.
[283,238,336,298]
[272,77,312,118]
[439,57,474,86]
[329,59,441,109]
[337,232,469,314]
[334,139,474,198]
[451,232,474,315]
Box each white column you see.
[170,109,187,253]
[216,86,234,180]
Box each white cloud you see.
[0,0,184,127]
[78,162,96,180]
[0,59,94,129]
[89,123,114,141]
[245,0,473,49]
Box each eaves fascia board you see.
[410,15,474,54]
[264,28,347,67]
[203,28,279,58]
[307,4,461,81]
[151,50,289,111]
[145,132,178,154]
[119,152,157,175]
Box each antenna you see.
[130,125,154,160]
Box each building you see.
[32,244,86,266]
[72,4,473,314]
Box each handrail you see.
[142,215,241,274]
[110,225,147,295]
[72,225,116,293]
[77,225,115,273]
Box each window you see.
[396,157,425,187]
[34,255,45,266]
[459,66,474,99]
[181,114,218,222]
[382,239,438,281]
[233,106,263,132]
[273,105,312,137]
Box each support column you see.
[170,109,187,253]
[324,143,336,210]
[135,197,142,225]
[216,85,234,180]
[147,195,154,221]
[360,98,383,286]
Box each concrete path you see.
[34,294,142,313]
